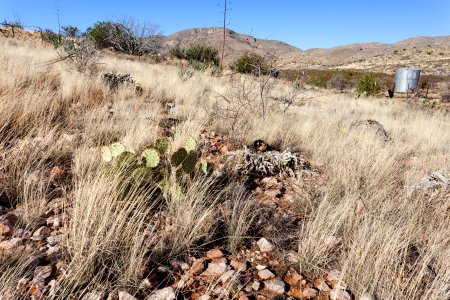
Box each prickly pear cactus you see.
[184,137,197,152]
[116,151,140,172]
[101,146,113,162]
[141,148,160,168]
[153,138,171,155]
[182,150,198,174]
[200,159,213,176]
[110,142,126,158]
[171,148,188,166]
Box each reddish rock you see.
[189,258,206,276]
[314,278,331,292]
[200,262,228,279]
[0,237,24,250]
[285,270,303,286]
[230,259,247,272]
[206,248,224,259]
[49,166,65,180]
[302,288,318,299]
[34,265,53,279]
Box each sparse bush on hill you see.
[169,46,185,59]
[42,29,63,48]
[233,52,270,75]
[86,18,161,56]
[184,43,219,65]
[327,73,349,92]
[61,25,79,38]
[356,74,382,96]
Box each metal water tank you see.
[394,67,421,93]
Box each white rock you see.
[0,237,23,250]
[264,279,285,294]
[252,281,261,291]
[257,238,274,252]
[256,264,267,270]
[302,288,318,298]
[258,269,275,280]
[220,270,235,284]
[147,287,176,300]
[329,289,352,300]
[200,262,228,278]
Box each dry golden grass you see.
[0,37,449,300]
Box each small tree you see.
[61,25,79,38]
[87,19,161,56]
[356,74,381,96]
[233,53,270,75]
[184,43,219,65]
[327,73,349,92]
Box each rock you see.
[49,166,65,180]
[32,226,51,240]
[118,291,137,300]
[29,277,46,299]
[239,295,249,300]
[0,220,14,237]
[220,270,235,285]
[146,287,176,300]
[46,216,62,228]
[265,280,286,294]
[313,278,331,292]
[46,234,63,246]
[198,295,211,300]
[200,262,228,278]
[252,281,261,291]
[257,238,274,252]
[327,270,347,289]
[139,278,153,291]
[302,288,318,298]
[189,258,206,275]
[34,265,53,279]
[219,145,229,155]
[206,248,224,259]
[17,276,30,295]
[46,246,60,256]
[230,259,247,272]
[0,237,24,250]
[329,289,352,300]
[289,288,303,299]
[256,264,267,271]
[285,270,303,286]
[258,269,275,280]
[82,292,103,300]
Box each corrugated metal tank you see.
[395,67,421,93]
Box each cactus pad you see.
[171,148,188,166]
[182,150,198,174]
[101,146,112,162]
[110,142,126,158]
[200,159,213,176]
[153,138,171,155]
[184,137,197,152]
[141,148,160,168]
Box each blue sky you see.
[1,0,449,49]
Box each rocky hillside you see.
[162,27,303,65]
[163,28,450,75]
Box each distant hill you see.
[162,27,303,65]
[162,28,450,75]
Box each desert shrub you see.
[327,73,349,92]
[356,74,381,96]
[441,86,450,102]
[57,39,98,74]
[184,43,219,66]
[233,52,270,75]
[169,46,185,59]
[42,29,63,48]
[86,19,161,56]
[61,25,79,38]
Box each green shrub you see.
[42,29,63,48]
[184,43,219,66]
[233,52,270,75]
[169,46,185,59]
[356,74,381,96]
[86,21,114,49]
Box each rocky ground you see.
[0,128,362,300]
